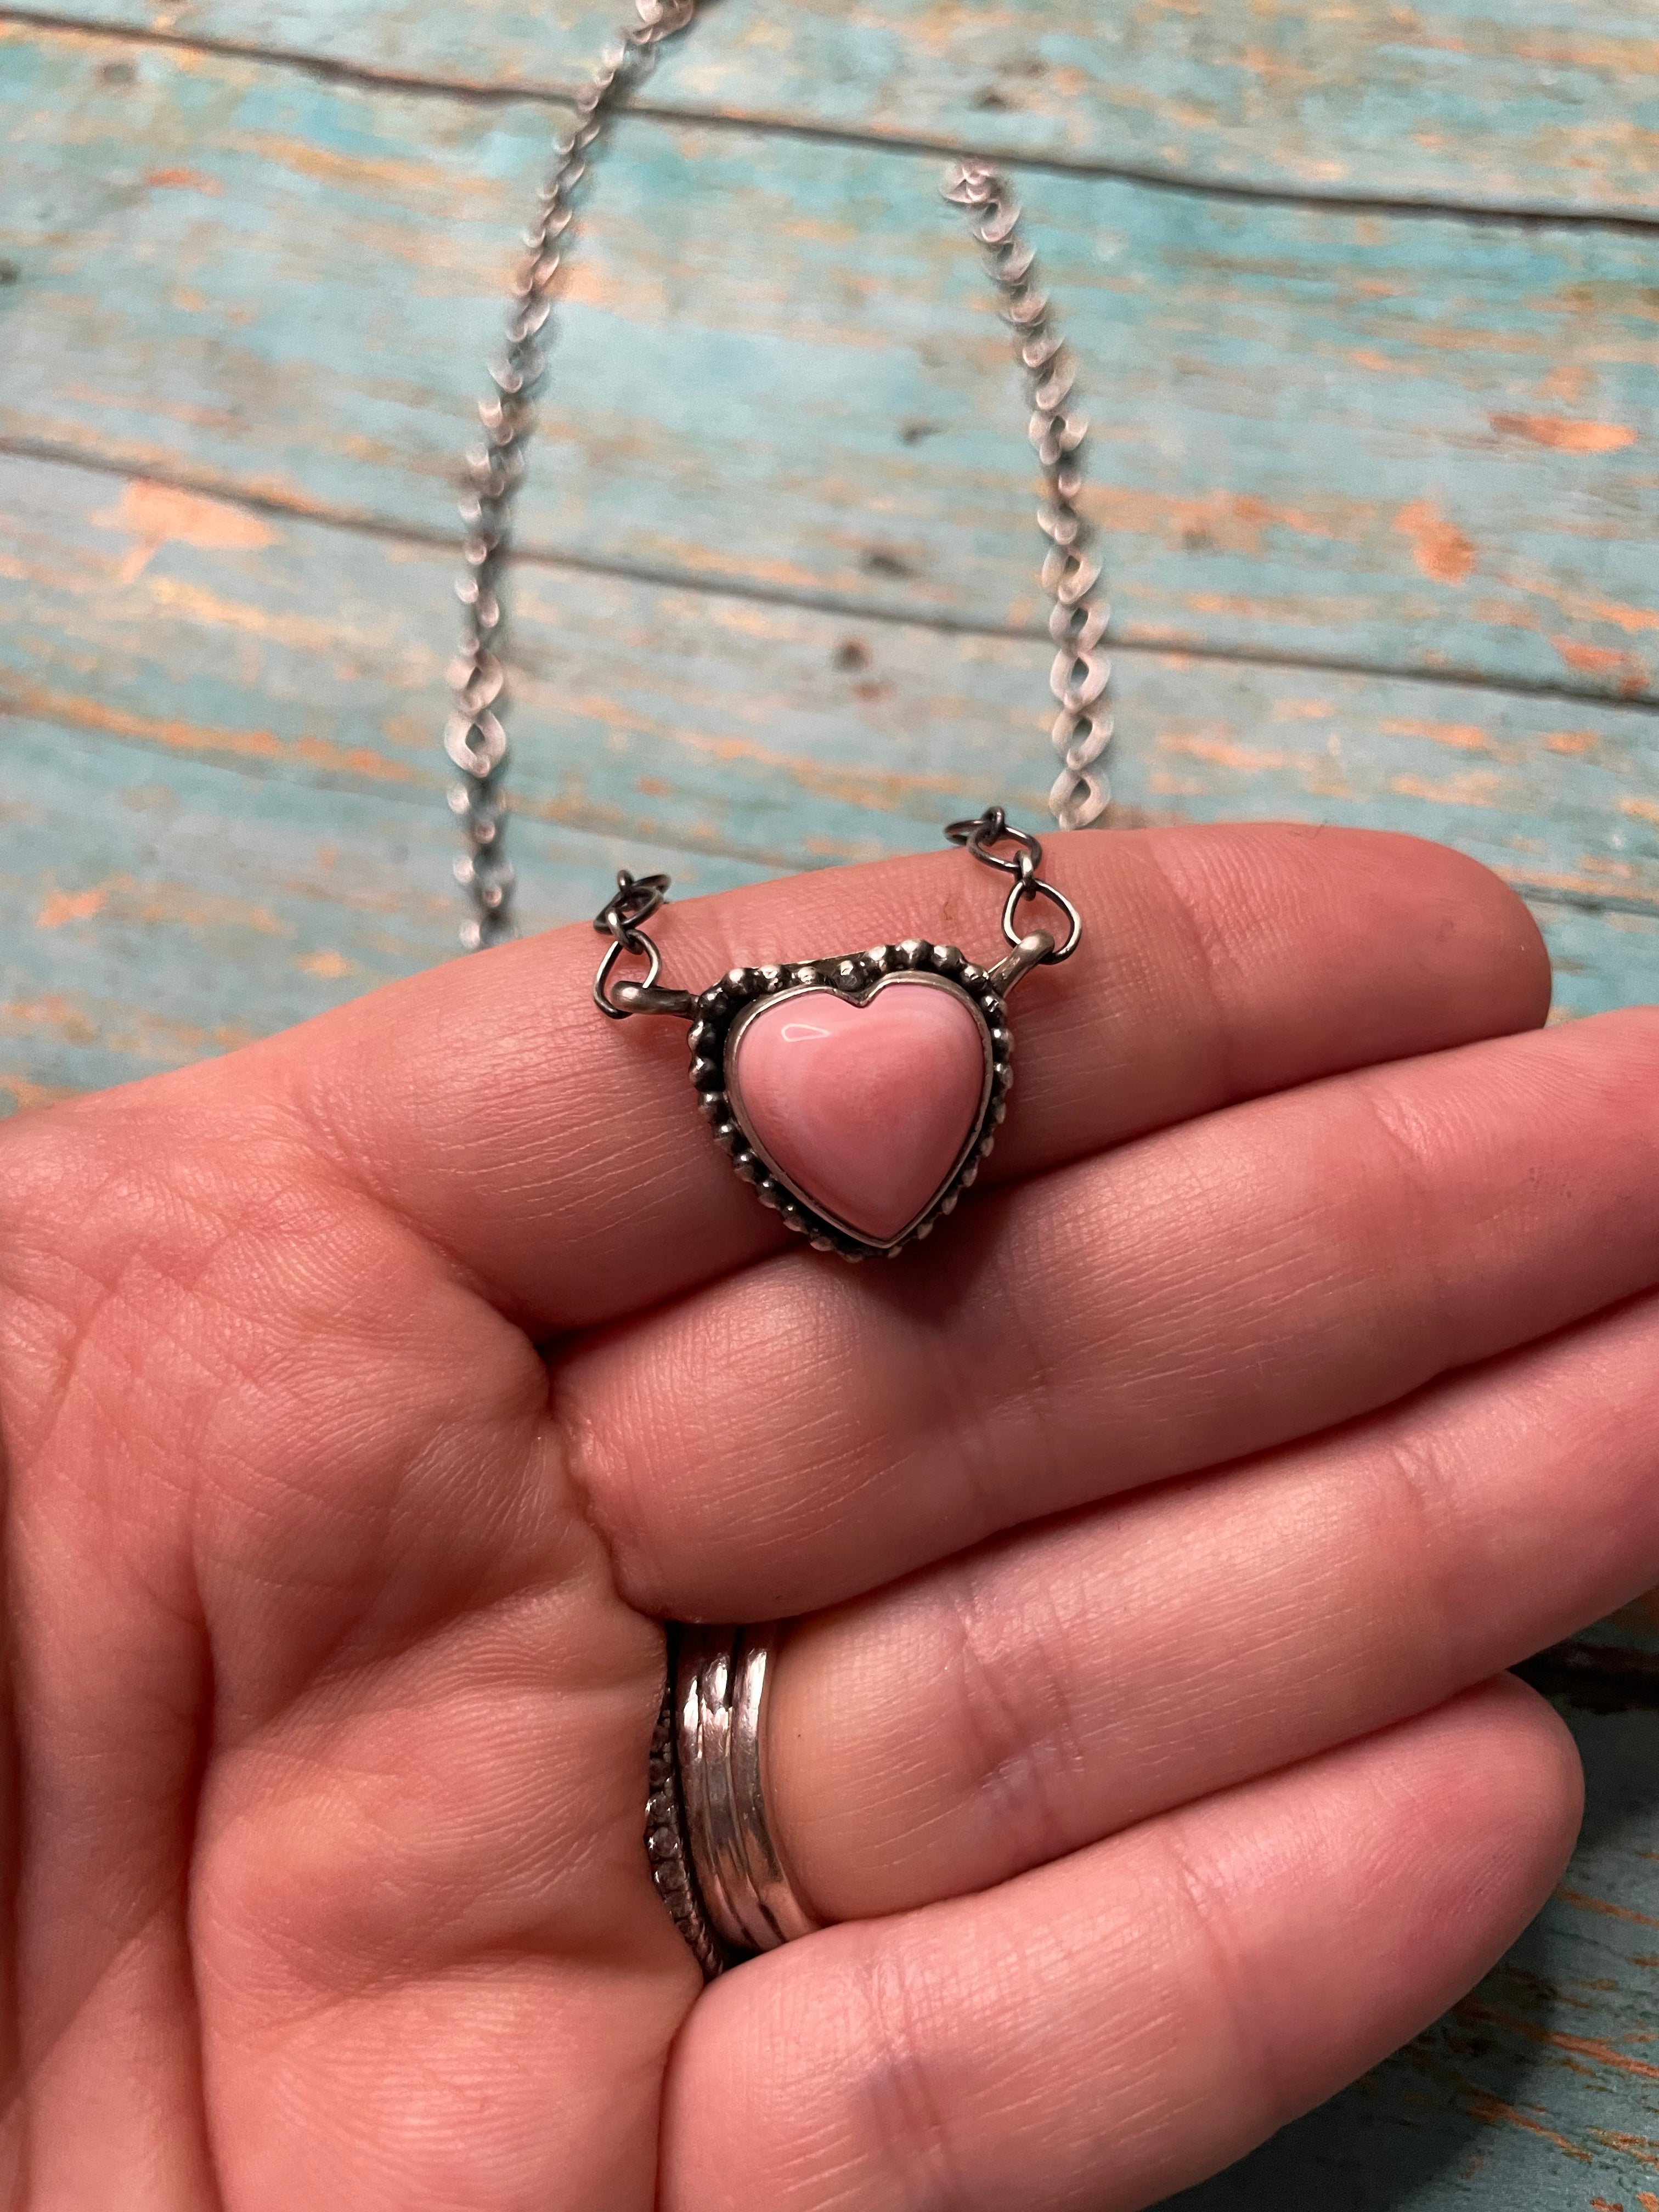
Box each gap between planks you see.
[10,435,1659,755]
[2,696,816,877]
[7,4,1659,239]
[8,679,1647,921]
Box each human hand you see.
[3,824,1656,2210]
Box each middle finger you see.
[564,1007,1659,1618]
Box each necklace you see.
[443,0,1112,1258]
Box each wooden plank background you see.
[10,28,1659,698]
[19,0,1659,216]
[1,2,1656,2204]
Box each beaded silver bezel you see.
[686,938,1015,1260]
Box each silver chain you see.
[941,165,1113,836]
[445,0,1110,950]
[445,0,697,949]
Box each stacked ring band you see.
[645,1622,822,1976]
[645,1647,728,1980]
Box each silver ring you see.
[644,1622,822,1976]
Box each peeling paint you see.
[1555,640,1650,691]
[144,166,223,195]
[0,1070,79,1113]
[36,885,107,929]
[1491,413,1638,453]
[1460,2000,1659,2084]
[92,479,277,586]
[1462,2090,1592,2163]
[1379,716,1501,755]
[1557,1887,1659,1934]
[7,678,426,786]
[1394,500,1476,585]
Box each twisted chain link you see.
[447,1,1110,947]
[447,0,698,949]
[943,163,1113,833]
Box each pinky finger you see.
[661,1677,1581,2212]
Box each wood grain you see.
[4,448,1655,995]
[0,714,772,1107]
[7,25,1659,702]
[13,0,1659,219]
[8,713,1655,1105]
[3,3,1659,2200]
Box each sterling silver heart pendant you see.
[590,811,1081,1260]
[689,945,1008,1258]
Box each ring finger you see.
[666,1680,1580,2212]
[761,1282,1659,1922]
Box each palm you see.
[3,824,1657,2212]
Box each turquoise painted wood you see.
[4,445,1659,1118]
[0,716,773,1108]
[7,26,1659,703]
[4,453,1657,909]
[3,1,1658,2204]
[14,0,1659,218]
[6,685,1657,1106]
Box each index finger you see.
[252,823,1546,1331]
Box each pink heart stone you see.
[728,977,990,1244]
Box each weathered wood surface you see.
[4,475,1656,2208]
[5,453,1657,907]
[0,713,776,1107]
[5,444,1659,1102]
[9,696,1656,1107]
[2,0,1657,2203]
[14,0,1659,219]
[7,25,1659,702]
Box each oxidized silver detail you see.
[594,808,1077,1028]
[724,968,997,1254]
[946,806,1085,960]
[1000,873,1082,962]
[689,944,1015,1262]
[645,1633,729,1982]
[589,811,1070,1256]
[593,866,675,1017]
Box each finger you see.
[252,825,1545,1329]
[765,1285,1659,1921]
[662,1679,1581,2212]
[565,1006,1659,1618]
